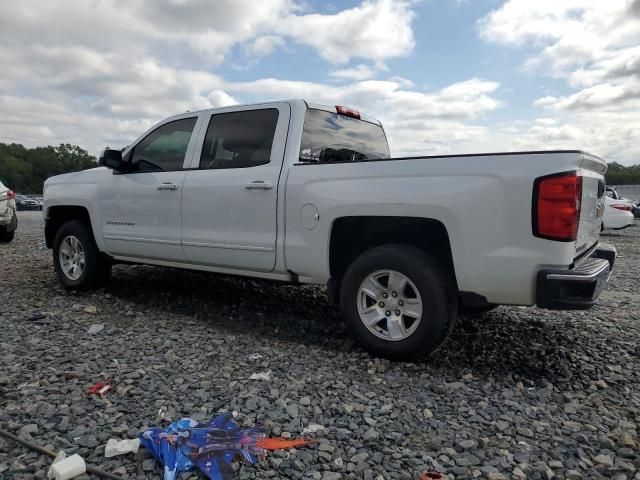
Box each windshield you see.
[299,108,390,163]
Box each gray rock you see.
[363,428,379,441]
[18,424,38,437]
[77,435,98,448]
[321,473,341,480]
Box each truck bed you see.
[285,150,606,306]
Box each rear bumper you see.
[536,243,616,310]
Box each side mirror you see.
[99,148,128,172]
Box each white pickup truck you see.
[43,99,616,359]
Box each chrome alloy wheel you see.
[357,269,423,341]
[59,235,85,281]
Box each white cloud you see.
[9,0,637,167]
[478,0,640,163]
[0,0,499,158]
[330,64,377,81]
[279,0,416,64]
[245,36,286,57]
[478,1,640,98]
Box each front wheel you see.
[340,245,457,360]
[53,220,111,290]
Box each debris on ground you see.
[47,453,86,480]
[83,305,98,314]
[248,370,271,381]
[419,472,447,480]
[140,413,316,479]
[47,450,68,479]
[247,353,263,361]
[86,382,112,396]
[104,438,140,457]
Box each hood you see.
[44,166,109,187]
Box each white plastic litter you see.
[47,451,67,479]
[87,323,104,334]
[104,438,141,457]
[248,353,263,360]
[249,370,272,381]
[48,453,86,480]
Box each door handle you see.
[157,182,179,191]
[245,181,274,190]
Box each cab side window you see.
[130,117,197,172]
[199,109,279,169]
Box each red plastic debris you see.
[86,382,112,396]
[255,437,318,450]
[419,472,446,480]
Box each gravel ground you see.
[1,211,639,480]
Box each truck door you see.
[181,103,290,272]
[100,114,202,261]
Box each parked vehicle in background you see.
[0,180,17,243]
[603,195,635,230]
[15,194,41,211]
[606,186,636,204]
[44,99,616,359]
[31,195,44,210]
[632,201,640,219]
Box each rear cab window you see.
[199,109,279,169]
[299,108,390,163]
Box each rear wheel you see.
[53,220,111,290]
[340,245,457,360]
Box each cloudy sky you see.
[1,0,639,164]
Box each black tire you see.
[0,227,15,243]
[53,220,111,290]
[340,244,457,360]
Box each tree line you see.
[605,162,640,186]
[0,141,639,192]
[0,142,97,193]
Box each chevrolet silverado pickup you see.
[43,99,616,359]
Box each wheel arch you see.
[45,205,98,249]
[328,216,457,303]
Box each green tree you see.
[0,142,97,193]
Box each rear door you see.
[181,103,290,271]
[100,114,202,261]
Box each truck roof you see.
[182,99,383,127]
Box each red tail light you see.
[6,190,14,200]
[533,171,582,242]
[335,105,360,119]
[611,203,631,211]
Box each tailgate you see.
[576,154,607,256]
